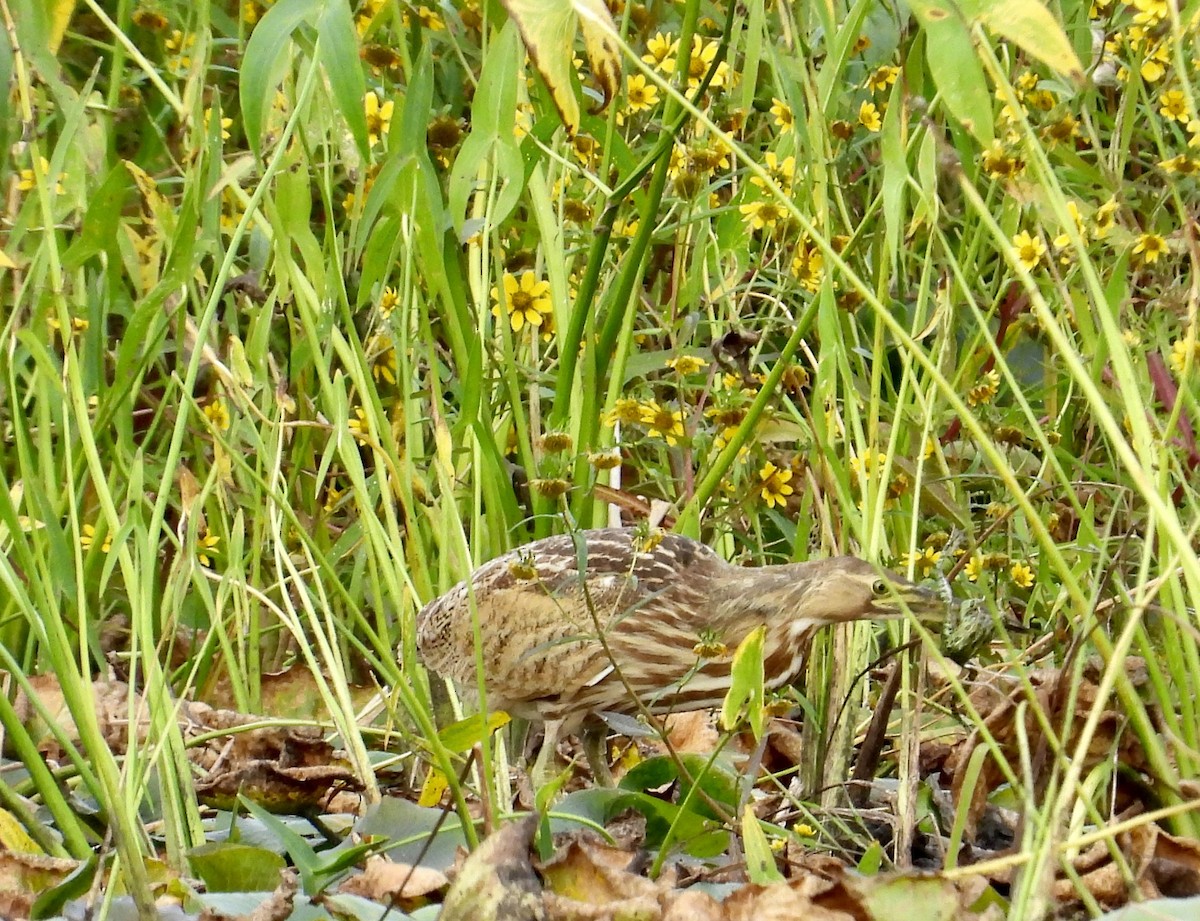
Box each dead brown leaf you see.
[539,838,665,919]
[0,851,78,920]
[940,660,1152,842]
[337,855,448,905]
[1053,821,1200,910]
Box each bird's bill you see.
[874,579,949,621]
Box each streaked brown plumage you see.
[417,528,945,740]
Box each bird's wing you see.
[474,576,632,707]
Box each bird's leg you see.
[530,718,564,791]
[581,722,615,787]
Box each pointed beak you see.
[874,578,950,622]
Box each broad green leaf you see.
[858,838,886,874]
[620,753,739,822]
[446,24,527,231]
[241,0,320,157]
[498,0,620,134]
[473,23,521,138]
[188,842,287,893]
[316,0,369,158]
[721,625,765,739]
[62,164,131,271]
[438,711,512,753]
[965,0,1084,82]
[861,874,967,919]
[741,809,784,884]
[908,0,994,146]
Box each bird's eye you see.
[872,579,888,595]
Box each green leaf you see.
[721,625,765,739]
[188,842,287,893]
[741,809,784,884]
[908,0,994,146]
[316,0,369,158]
[858,839,885,874]
[438,711,512,753]
[241,0,319,157]
[62,163,131,271]
[620,753,739,822]
[880,77,907,277]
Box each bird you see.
[416,527,947,783]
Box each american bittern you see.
[417,528,945,781]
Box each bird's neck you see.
[710,559,823,630]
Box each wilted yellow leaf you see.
[498,0,620,134]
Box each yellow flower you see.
[901,547,942,578]
[324,483,345,512]
[770,97,794,132]
[849,449,888,481]
[364,92,394,148]
[858,101,882,132]
[790,240,824,291]
[1092,198,1118,238]
[640,400,685,445]
[1159,89,1189,122]
[203,398,231,432]
[739,198,786,231]
[661,36,728,90]
[643,32,675,68]
[197,531,220,567]
[603,397,644,427]
[80,524,112,553]
[1041,112,1078,147]
[1160,154,1200,175]
[981,141,1025,180]
[758,462,794,508]
[964,555,983,582]
[367,334,397,384]
[1140,44,1169,82]
[514,101,533,139]
[1132,232,1167,264]
[626,74,659,112]
[665,355,708,375]
[865,65,899,91]
[750,151,796,192]
[1131,0,1168,25]
[571,133,599,166]
[967,369,1000,406]
[164,30,194,74]
[378,285,399,319]
[1010,561,1035,588]
[403,5,445,29]
[17,157,65,194]
[613,217,639,237]
[204,107,233,140]
[348,406,370,442]
[1169,334,1200,374]
[1011,230,1046,270]
[491,271,552,332]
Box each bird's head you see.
[795,556,948,624]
